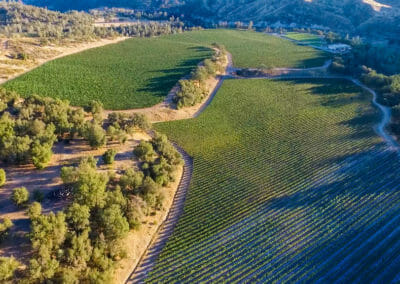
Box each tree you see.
[84,122,106,149]
[0,218,13,242]
[31,140,53,169]
[27,202,42,220]
[125,195,145,230]
[0,169,5,187]
[65,229,92,270]
[102,149,117,165]
[66,203,90,232]
[98,204,129,241]
[133,140,156,162]
[11,187,29,207]
[74,163,108,208]
[0,257,20,281]
[28,211,67,281]
[119,168,144,192]
[88,100,104,124]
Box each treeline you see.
[90,7,171,22]
[174,44,227,109]
[0,2,185,40]
[1,132,182,282]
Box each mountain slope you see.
[22,0,400,38]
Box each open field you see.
[2,30,329,110]
[285,32,326,47]
[148,78,400,282]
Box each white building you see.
[327,44,352,53]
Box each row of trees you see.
[0,2,186,41]
[1,132,183,281]
[174,44,227,109]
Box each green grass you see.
[2,30,329,110]
[286,32,326,47]
[145,79,400,282]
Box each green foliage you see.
[31,140,53,169]
[102,149,117,165]
[27,202,42,220]
[11,187,29,207]
[150,79,379,281]
[0,169,5,187]
[0,257,20,281]
[3,30,327,109]
[134,141,157,163]
[119,168,144,192]
[3,34,212,109]
[84,122,107,149]
[99,204,129,241]
[175,79,207,109]
[0,218,13,242]
[66,203,90,232]
[108,112,152,133]
[74,161,109,208]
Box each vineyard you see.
[2,30,328,110]
[285,32,326,47]
[149,78,400,282]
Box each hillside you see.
[23,0,400,39]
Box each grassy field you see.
[148,79,400,282]
[2,30,328,109]
[285,32,326,47]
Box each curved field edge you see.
[1,30,329,110]
[146,79,400,282]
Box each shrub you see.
[84,122,106,149]
[119,168,144,191]
[0,257,20,281]
[31,141,53,169]
[27,202,42,220]
[0,218,13,242]
[133,141,157,163]
[11,187,29,207]
[0,169,5,187]
[102,149,117,165]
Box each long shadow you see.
[136,46,213,99]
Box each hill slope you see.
[23,0,400,38]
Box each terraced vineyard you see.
[149,78,400,282]
[2,30,328,109]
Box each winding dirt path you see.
[125,144,193,284]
